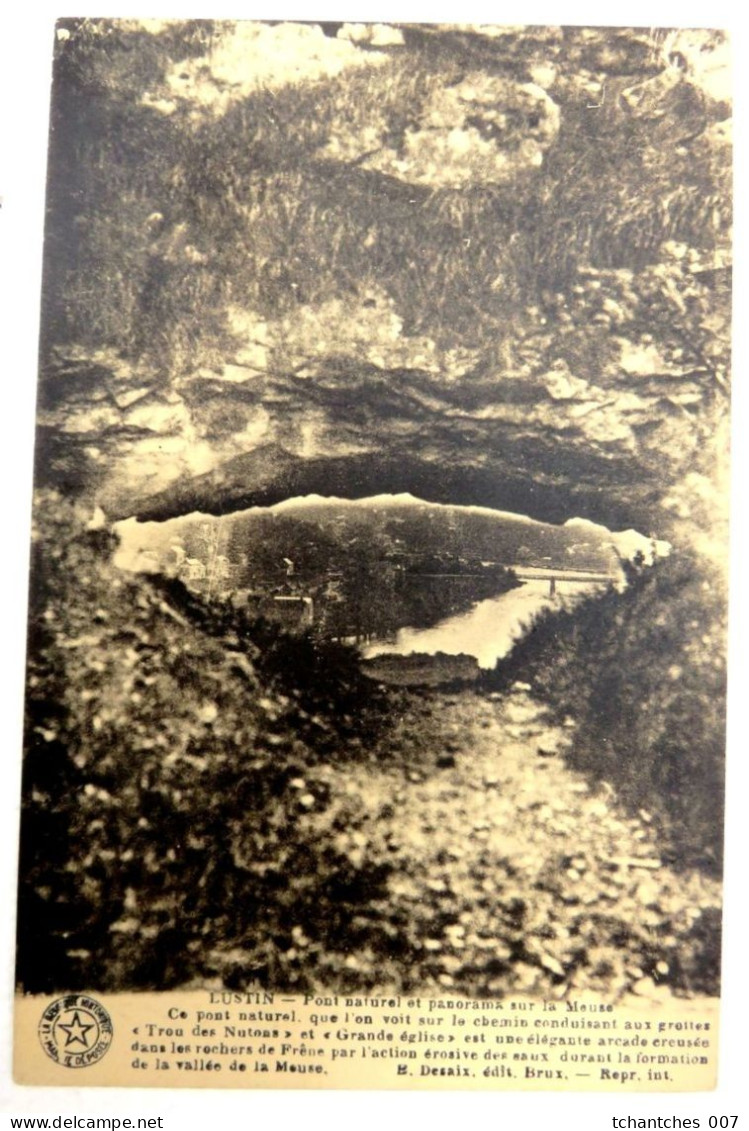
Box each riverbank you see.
[361,651,480,687]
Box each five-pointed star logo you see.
[58,1010,95,1049]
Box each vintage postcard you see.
[12,19,730,1090]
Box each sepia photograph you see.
[10,16,732,1090]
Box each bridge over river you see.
[511,565,616,592]
[410,565,616,596]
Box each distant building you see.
[182,557,206,582]
[229,591,314,632]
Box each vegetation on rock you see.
[485,553,727,873]
[37,21,730,534]
[19,493,390,992]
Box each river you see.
[361,579,602,670]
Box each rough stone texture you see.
[34,23,731,547]
[37,259,729,542]
[319,72,561,187]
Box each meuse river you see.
[361,579,601,669]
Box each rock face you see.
[35,22,731,546]
[37,260,730,540]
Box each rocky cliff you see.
[36,22,730,548]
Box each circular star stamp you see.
[38,995,114,1068]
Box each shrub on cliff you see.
[18,492,394,992]
[486,552,726,873]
